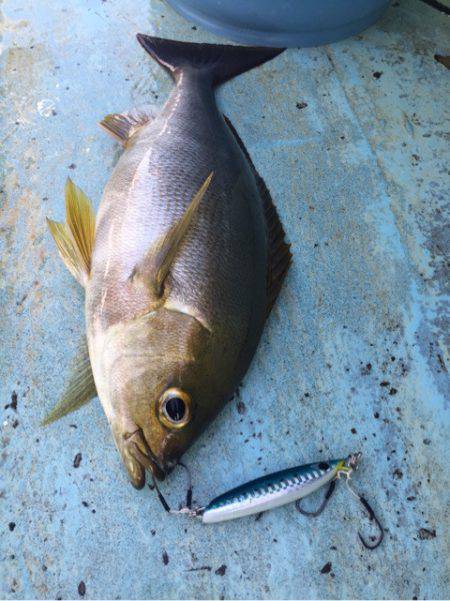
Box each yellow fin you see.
[41,338,97,425]
[47,178,95,286]
[99,107,154,145]
[65,178,95,274]
[132,172,213,296]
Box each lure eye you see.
[158,388,192,429]
[318,462,330,471]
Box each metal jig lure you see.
[151,452,384,550]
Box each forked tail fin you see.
[136,34,284,87]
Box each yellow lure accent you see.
[335,459,353,477]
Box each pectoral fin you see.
[42,338,97,425]
[47,178,95,287]
[132,172,213,296]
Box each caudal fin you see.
[136,34,284,87]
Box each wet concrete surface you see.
[1,0,449,598]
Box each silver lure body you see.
[201,459,343,524]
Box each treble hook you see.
[295,479,336,517]
[346,479,384,550]
[295,455,384,551]
[151,462,193,513]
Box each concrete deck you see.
[1,0,449,598]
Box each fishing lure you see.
[152,452,384,549]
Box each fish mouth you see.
[124,429,167,487]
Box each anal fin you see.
[224,116,292,314]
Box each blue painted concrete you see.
[1,0,449,598]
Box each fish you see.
[45,35,291,489]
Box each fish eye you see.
[158,388,192,429]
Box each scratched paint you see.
[0,0,449,598]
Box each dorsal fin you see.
[131,173,214,297]
[47,178,96,287]
[223,116,292,314]
[99,107,154,146]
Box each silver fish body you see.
[87,73,267,390]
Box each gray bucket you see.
[166,0,391,47]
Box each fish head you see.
[95,307,223,488]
